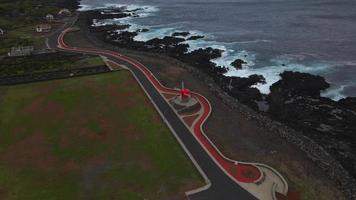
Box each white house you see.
[36,24,52,33]
[8,46,34,57]
[46,14,54,21]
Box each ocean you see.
[79,0,356,100]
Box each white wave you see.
[78,4,97,11]
[225,58,333,94]
[321,85,347,101]
[78,1,159,18]
[134,27,177,41]
[212,49,256,69]
[182,38,226,52]
[81,1,346,99]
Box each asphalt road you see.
[48,24,258,200]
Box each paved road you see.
[48,27,258,200]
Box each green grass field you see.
[0,72,203,199]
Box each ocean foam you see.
[134,27,177,41]
[225,58,333,94]
[81,2,345,100]
[321,85,347,100]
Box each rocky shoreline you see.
[77,8,356,199]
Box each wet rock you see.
[214,74,266,110]
[87,10,131,20]
[139,28,149,32]
[267,71,356,178]
[172,32,190,37]
[338,97,356,112]
[180,47,224,74]
[187,35,205,40]
[230,59,247,70]
[90,24,130,32]
[270,71,330,97]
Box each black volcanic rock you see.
[145,36,188,55]
[91,24,130,32]
[181,48,222,71]
[214,74,265,109]
[270,71,330,97]
[172,32,190,37]
[230,59,247,70]
[267,71,356,178]
[338,97,356,112]
[147,36,185,46]
[88,10,131,20]
[187,35,205,40]
[127,8,144,12]
[139,28,149,32]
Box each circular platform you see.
[171,95,198,108]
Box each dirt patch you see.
[162,93,177,100]
[0,188,9,200]
[277,191,300,200]
[0,131,58,170]
[106,60,126,70]
[183,114,199,128]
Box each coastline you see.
[70,6,356,199]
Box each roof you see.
[36,24,51,28]
[59,8,71,13]
[10,46,34,51]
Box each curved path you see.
[49,27,288,200]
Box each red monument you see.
[180,82,191,102]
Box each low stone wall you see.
[0,65,110,85]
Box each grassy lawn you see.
[73,56,105,66]
[0,71,203,199]
[0,19,46,55]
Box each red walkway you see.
[58,28,262,184]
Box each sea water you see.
[79,0,356,100]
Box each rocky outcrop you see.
[269,71,330,97]
[90,24,130,32]
[87,9,131,21]
[187,35,205,40]
[214,74,266,110]
[172,32,190,37]
[267,71,356,180]
[339,97,356,112]
[230,59,247,70]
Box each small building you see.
[46,14,54,21]
[36,24,52,33]
[58,8,71,16]
[8,46,34,57]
